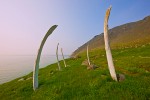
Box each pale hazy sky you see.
[0,0,150,55]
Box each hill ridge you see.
[71,15,150,57]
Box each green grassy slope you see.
[0,44,150,100]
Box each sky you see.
[0,0,150,55]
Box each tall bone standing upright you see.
[56,43,61,70]
[87,44,91,66]
[61,48,67,67]
[103,6,118,81]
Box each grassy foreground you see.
[0,44,150,100]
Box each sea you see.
[0,55,69,84]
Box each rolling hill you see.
[71,16,150,57]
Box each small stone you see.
[145,70,149,73]
[26,77,32,80]
[87,66,92,70]
[92,64,98,69]
[50,71,54,74]
[18,78,24,81]
[81,59,88,66]
[142,45,145,47]
[87,64,98,70]
[117,74,125,82]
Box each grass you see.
[0,44,150,100]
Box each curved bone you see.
[87,45,91,66]
[33,25,58,90]
[104,6,118,81]
[56,43,61,70]
[61,48,67,67]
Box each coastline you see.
[0,55,69,84]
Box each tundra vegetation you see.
[0,6,150,100]
[0,43,150,99]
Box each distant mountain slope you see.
[71,16,150,57]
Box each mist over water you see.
[0,55,69,84]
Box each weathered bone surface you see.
[33,25,58,90]
[61,48,67,67]
[56,43,61,70]
[87,45,91,66]
[104,6,118,81]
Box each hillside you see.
[71,16,150,57]
[0,16,150,100]
[0,44,150,99]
